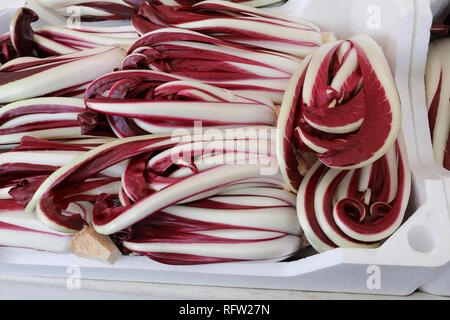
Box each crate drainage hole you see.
[407,226,435,253]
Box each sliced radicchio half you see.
[425,37,450,170]
[276,34,402,192]
[296,135,411,252]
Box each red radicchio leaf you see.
[78,111,116,137]
[8,175,48,205]
[10,7,39,57]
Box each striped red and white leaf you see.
[148,0,286,8]
[33,24,137,54]
[0,137,111,253]
[1,7,136,65]
[25,127,285,236]
[425,37,450,170]
[123,28,300,104]
[0,7,38,65]
[131,0,334,58]
[37,0,137,21]
[0,200,75,253]
[0,97,113,146]
[0,137,118,218]
[0,46,125,103]
[277,34,402,191]
[37,0,287,22]
[84,69,277,136]
[296,135,411,252]
[118,187,301,265]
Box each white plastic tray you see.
[408,0,450,296]
[0,0,449,296]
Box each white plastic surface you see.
[0,0,449,296]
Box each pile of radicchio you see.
[0,0,414,264]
